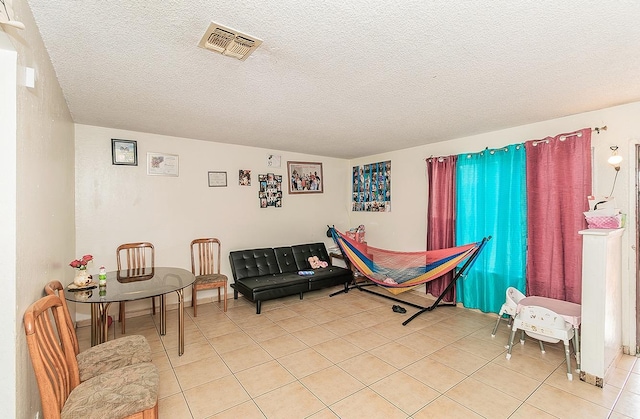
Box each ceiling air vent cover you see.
[198,22,262,61]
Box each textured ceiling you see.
[26,1,640,159]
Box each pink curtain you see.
[425,155,457,302]
[525,128,592,303]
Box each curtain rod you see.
[532,125,608,146]
[427,125,609,159]
[593,125,607,134]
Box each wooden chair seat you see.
[75,335,152,382]
[45,280,152,382]
[195,273,227,286]
[61,362,159,419]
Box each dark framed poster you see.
[351,160,391,212]
[111,139,137,166]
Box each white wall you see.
[349,101,640,354]
[74,124,351,319]
[7,1,76,417]
[0,31,18,419]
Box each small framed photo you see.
[147,152,179,176]
[208,171,227,187]
[239,170,251,186]
[111,139,137,166]
[288,161,323,194]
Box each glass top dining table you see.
[65,267,195,356]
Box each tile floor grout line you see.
[606,356,637,418]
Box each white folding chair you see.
[491,286,525,337]
[506,305,576,380]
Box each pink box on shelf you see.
[585,214,622,229]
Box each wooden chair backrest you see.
[117,242,155,272]
[44,280,80,356]
[23,295,81,419]
[190,238,222,276]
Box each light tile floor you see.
[77,286,640,419]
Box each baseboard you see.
[579,371,604,388]
[578,347,623,388]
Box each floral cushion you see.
[196,273,227,285]
[62,362,158,419]
[77,335,152,382]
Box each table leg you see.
[91,303,100,346]
[160,294,166,336]
[90,302,110,346]
[177,289,184,356]
[574,326,581,372]
[100,303,112,343]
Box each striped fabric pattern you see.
[331,228,481,295]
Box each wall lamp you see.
[607,146,622,171]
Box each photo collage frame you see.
[352,160,391,212]
[259,173,283,208]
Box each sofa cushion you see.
[229,248,280,281]
[307,266,353,290]
[292,243,331,270]
[274,246,298,273]
[237,274,308,293]
[232,273,309,303]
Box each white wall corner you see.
[0,30,18,419]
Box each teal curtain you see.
[455,145,527,313]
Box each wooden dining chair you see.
[44,280,152,382]
[24,294,159,419]
[117,242,155,334]
[190,238,228,315]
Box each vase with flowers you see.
[70,254,94,286]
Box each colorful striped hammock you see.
[329,227,490,325]
[331,228,484,295]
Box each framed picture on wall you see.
[352,160,391,212]
[208,171,227,187]
[111,139,138,166]
[258,173,283,207]
[147,152,179,176]
[239,170,251,186]
[287,161,323,194]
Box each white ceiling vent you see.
[198,22,262,61]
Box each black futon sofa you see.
[229,242,352,313]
